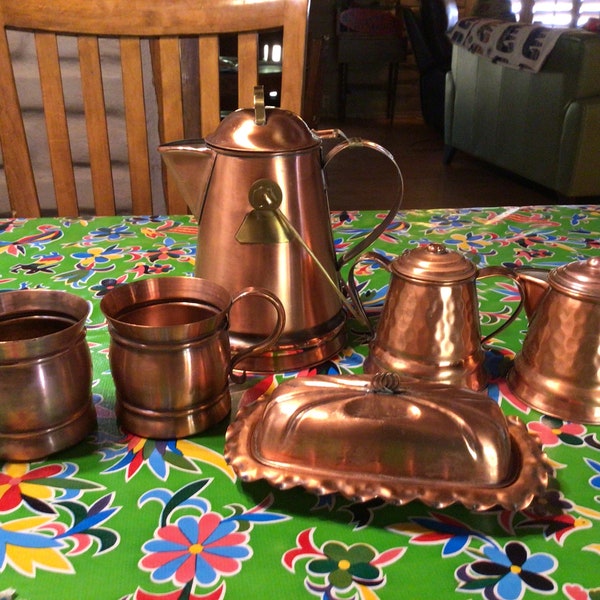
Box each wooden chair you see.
[336,1,407,122]
[0,0,309,217]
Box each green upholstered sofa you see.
[444,28,600,198]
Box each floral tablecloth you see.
[1,206,600,600]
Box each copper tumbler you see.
[100,276,285,439]
[0,290,95,461]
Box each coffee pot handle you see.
[319,131,404,269]
[228,287,286,383]
[477,265,524,344]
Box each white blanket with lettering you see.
[448,18,567,72]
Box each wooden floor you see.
[321,63,597,211]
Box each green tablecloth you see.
[1,206,600,599]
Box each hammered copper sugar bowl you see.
[508,256,600,423]
[100,276,285,439]
[0,289,95,461]
[354,243,522,391]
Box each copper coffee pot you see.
[159,87,403,372]
[350,243,523,391]
[508,256,600,423]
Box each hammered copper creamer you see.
[357,243,522,390]
[508,256,600,423]
[159,88,402,372]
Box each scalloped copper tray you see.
[225,374,549,511]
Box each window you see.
[514,0,600,27]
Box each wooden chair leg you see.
[387,61,399,122]
[302,35,328,128]
[443,144,456,164]
[338,62,348,121]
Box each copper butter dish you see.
[225,373,549,511]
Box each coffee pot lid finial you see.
[205,86,319,153]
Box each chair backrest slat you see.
[198,35,221,139]
[78,35,116,215]
[237,32,259,110]
[0,27,39,216]
[0,0,310,217]
[280,1,308,115]
[35,32,79,217]
[151,36,186,214]
[120,37,153,215]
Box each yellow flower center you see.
[189,544,204,555]
[510,565,522,575]
[338,559,351,571]
[551,428,562,435]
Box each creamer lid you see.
[550,256,600,300]
[390,243,478,282]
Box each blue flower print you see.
[461,540,557,599]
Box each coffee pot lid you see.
[549,256,600,300]
[205,87,320,153]
[390,243,478,282]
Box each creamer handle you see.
[478,265,524,344]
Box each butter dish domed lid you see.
[225,373,549,511]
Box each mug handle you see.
[346,250,393,338]
[318,129,405,269]
[228,287,286,383]
[477,265,524,344]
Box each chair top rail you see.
[0,0,304,37]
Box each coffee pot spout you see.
[514,268,551,319]
[158,140,217,217]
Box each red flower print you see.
[528,416,586,447]
[0,464,63,512]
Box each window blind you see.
[515,0,599,26]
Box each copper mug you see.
[350,243,523,391]
[100,276,285,439]
[0,289,96,461]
